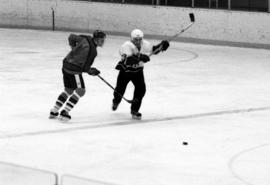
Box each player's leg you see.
[59,73,86,121]
[112,70,130,111]
[49,88,73,119]
[130,70,146,119]
[59,88,85,121]
[49,70,75,119]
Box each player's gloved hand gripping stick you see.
[88,67,100,76]
[149,13,195,57]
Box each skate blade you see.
[112,104,118,111]
[49,115,58,119]
[58,116,70,122]
[132,115,142,120]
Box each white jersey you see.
[119,40,153,57]
[118,40,153,70]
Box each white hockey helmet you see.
[131,29,144,40]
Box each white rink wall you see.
[0,0,270,48]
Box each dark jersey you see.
[63,34,97,74]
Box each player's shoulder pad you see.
[120,41,135,56]
[142,39,151,46]
[141,39,153,54]
[142,39,152,47]
[121,41,135,48]
[79,35,92,40]
[79,35,93,46]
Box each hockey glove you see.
[88,67,100,76]
[152,40,170,54]
[139,54,150,63]
[161,40,170,51]
[125,55,140,65]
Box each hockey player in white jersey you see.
[112,29,170,119]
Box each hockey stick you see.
[97,75,133,104]
[168,13,195,42]
[97,14,195,104]
[149,13,195,57]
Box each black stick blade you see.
[189,13,195,22]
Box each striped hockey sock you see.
[51,91,69,113]
[63,92,81,112]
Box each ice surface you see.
[0,161,56,185]
[0,28,270,185]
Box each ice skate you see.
[49,110,59,119]
[112,102,119,111]
[131,110,142,120]
[59,110,71,121]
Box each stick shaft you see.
[97,75,132,103]
[168,22,194,42]
[149,22,194,57]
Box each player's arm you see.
[121,54,140,65]
[120,42,150,65]
[68,34,84,49]
[87,67,100,76]
[152,40,170,55]
[119,43,140,65]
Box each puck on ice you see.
[182,142,188,145]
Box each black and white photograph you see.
[0,0,270,185]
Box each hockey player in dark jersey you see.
[112,29,170,120]
[49,30,106,121]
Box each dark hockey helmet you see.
[93,30,106,39]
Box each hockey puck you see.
[182,142,188,145]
